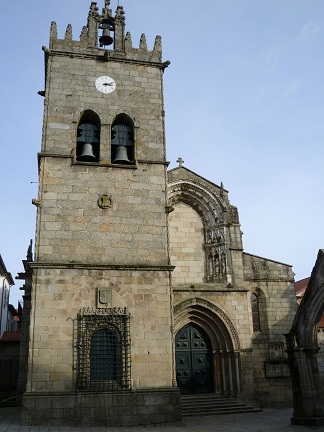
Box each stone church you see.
[19,0,297,426]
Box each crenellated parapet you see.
[47,1,163,64]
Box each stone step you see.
[181,394,262,417]
[0,396,19,407]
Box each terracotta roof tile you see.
[294,277,310,295]
[295,277,324,329]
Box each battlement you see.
[48,1,162,63]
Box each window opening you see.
[76,112,100,162]
[251,294,261,333]
[90,328,118,381]
[111,115,134,164]
[76,307,131,392]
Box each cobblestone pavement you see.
[0,407,321,432]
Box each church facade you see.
[20,1,297,426]
[168,165,296,404]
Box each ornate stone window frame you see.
[75,307,131,392]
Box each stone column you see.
[286,342,324,426]
[227,351,233,393]
[234,351,241,393]
[221,351,227,394]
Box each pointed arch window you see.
[251,293,261,333]
[76,111,100,162]
[111,114,134,165]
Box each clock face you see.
[95,76,116,94]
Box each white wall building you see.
[0,255,15,338]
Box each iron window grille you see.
[75,307,131,392]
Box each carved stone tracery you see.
[168,180,230,284]
[168,181,225,229]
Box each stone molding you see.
[44,47,164,68]
[174,296,241,350]
[30,262,175,271]
[173,283,248,292]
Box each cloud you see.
[255,80,300,101]
[298,21,322,41]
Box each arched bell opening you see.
[98,17,115,48]
[76,110,101,162]
[111,114,135,165]
[174,299,241,397]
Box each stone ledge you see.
[30,262,175,271]
[173,283,248,292]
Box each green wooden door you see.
[175,323,213,394]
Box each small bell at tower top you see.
[99,17,115,47]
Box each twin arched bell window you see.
[76,111,134,165]
[76,111,100,162]
[111,114,134,164]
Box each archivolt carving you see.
[168,169,228,205]
[168,180,232,284]
[174,297,240,350]
[174,311,189,327]
[168,181,226,229]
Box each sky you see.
[1,0,324,307]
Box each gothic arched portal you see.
[174,298,241,397]
[175,323,213,394]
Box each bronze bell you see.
[99,20,114,47]
[79,143,96,161]
[113,146,131,164]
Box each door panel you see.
[175,323,213,394]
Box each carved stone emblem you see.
[96,288,112,308]
[98,194,112,209]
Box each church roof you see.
[243,252,293,268]
[168,165,228,194]
[294,276,324,327]
[295,277,310,297]
[0,255,14,286]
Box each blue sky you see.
[1,1,324,306]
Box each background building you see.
[0,255,19,402]
[0,255,15,339]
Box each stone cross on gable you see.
[177,157,184,167]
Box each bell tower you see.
[23,1,180,426]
